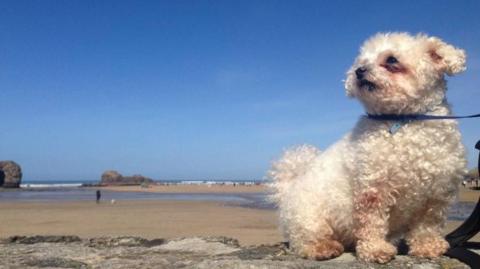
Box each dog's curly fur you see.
[268,32,468,263]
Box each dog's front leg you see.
[353,185,397,263]
[406,199,450,258]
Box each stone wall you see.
[0,235,470,269]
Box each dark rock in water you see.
[100,170,153,186]
[0,235,470,269]
[81,182,103,187]
[0,160,22,188]
[6,235,81,244]
[101,170,122,183]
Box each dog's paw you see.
[299,239,344,260]
[356,239,397,263]
[408,236,449,258]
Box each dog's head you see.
[345,32,466,114]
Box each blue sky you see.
[1,0,479,181]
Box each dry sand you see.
[1,185,479,246]
[457,186,480,203]
[0,200,281,246]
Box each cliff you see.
[0,160,22,188]
[1,235,469,269]
[100,170,153,186]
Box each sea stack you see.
[0,161,22,188]
[100,170,153,186]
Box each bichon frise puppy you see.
[269,32,467,263]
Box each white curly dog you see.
[269,32,467,263]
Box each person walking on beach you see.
[96,190,101,204]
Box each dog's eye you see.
[386,56,398,64]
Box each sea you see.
[0,179,272,209]
[0,180,476,221]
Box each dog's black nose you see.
[355,67,367,79]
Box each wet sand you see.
[447,187,480,241]
[96,184,268,194]
[98,184,479,202]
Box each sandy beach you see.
[1,185,479,246]
[457,186,480,203]
[0,200,281,246]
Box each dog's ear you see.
[427,37,466,76]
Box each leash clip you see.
[389,121,409,134]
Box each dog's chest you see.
[351,118,465,188]
[386,121,461,173]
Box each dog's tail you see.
[267,144,320,203]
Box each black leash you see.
[367,113,480,121]
[444,140,480,268]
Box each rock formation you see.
[101,170,122,184]
[0,160,22,188]
[100,170,153,186]
[0,235,470,269]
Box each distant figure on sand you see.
[96,190,101,204]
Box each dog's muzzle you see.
[358,79,376,91]
[355,67,376,91]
